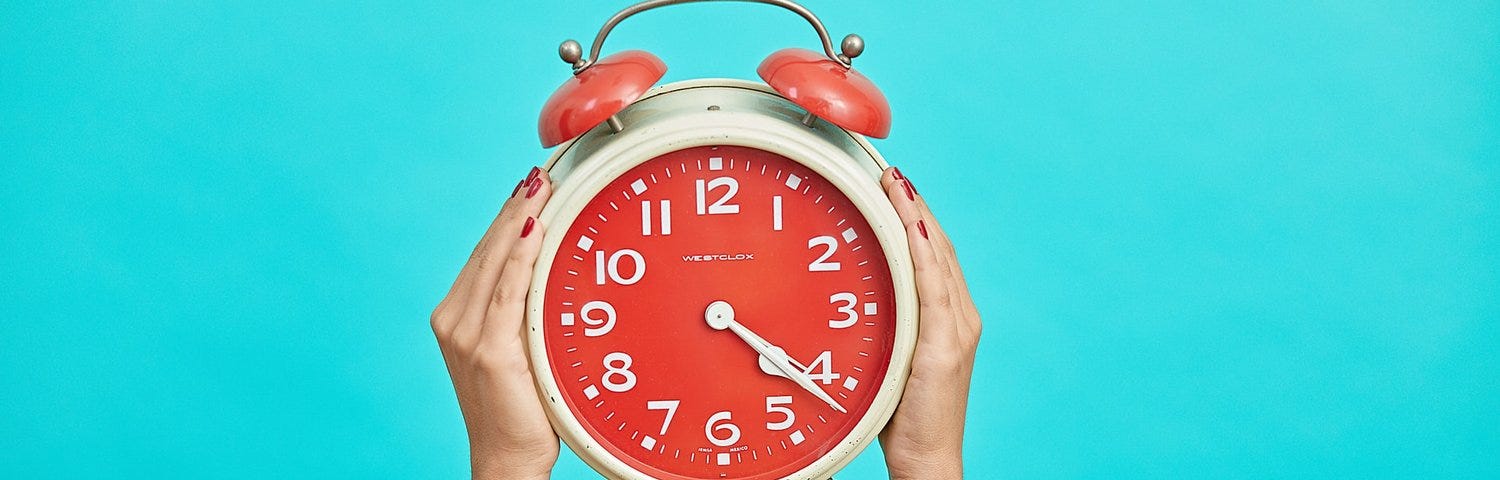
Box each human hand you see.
[430,167,557,480]
[877,167,983,480]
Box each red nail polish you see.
[891,167,905,180]
[917,220,928,239]
[525,179,541,198]
[907,177,918,196]
[526,166,542,183]
[901,180,915,201]
[521,217,535,238]
[511,179,525,197]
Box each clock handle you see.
[556,0,863,75]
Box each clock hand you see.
[756,346,810,378]
[746,335,812,377]
[726,322,848,414]
[705,301,848,413]
[717,314,813,372]
[782,352,812,372]
[727,324,816,386]
[705,301,789,371]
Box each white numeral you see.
[602,352,636,392]
[595,249,646,285]
[696,177,740,215]
[803,351,839,385]
[773,195,783,231]
[580,300,616,337]
[647,400,679,435]
[765,396,794,431]
[641,200,671,236]
[829,292,857,328]
[705,411,742,447]
[807,235,841,271]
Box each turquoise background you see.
[2,0,1496,477]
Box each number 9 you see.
[581,300,616,337]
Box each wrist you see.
[470,448,553,480]
[883,446,962,480]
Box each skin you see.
[431,167,981,479]
[875,168,982,480]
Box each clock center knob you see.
[704,300,734,330]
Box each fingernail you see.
[901,179,915,201]
[521,217,536,238]
[907,177,918,196]
[526,166,542,183]
[511,179,525,197]
[917,220,929,239]
[891,167,905,180]
[525,178,542,198]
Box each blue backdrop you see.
[2,1,1496,477]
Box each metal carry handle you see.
[557,0,864,74]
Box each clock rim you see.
[526,79,918,480]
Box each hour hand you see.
[705,300,847,413]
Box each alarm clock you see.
[525,1,916,478]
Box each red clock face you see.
[542,145,897,479]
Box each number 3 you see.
[829,292,857,328]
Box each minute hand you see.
[724,319,848,414]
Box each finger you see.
[910,188,981,339]
[454,169,553,345]
[879,165,907,193]
[914,196,971,299]
[884,167,977,343]
[433,167,541,342]
[883,171,956,288]
[904,216,960,347]
[922,214,981,340]
[886,167,970,305]
[450,167,545,298]
[882,167,953,286]
[881,167,923,226]
[884,169,960,343]
[900,173,984,333]
[480,215,546,349]
[466,169,553,302]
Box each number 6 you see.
[705,411,741,447]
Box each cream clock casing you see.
[524,78,917,479]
